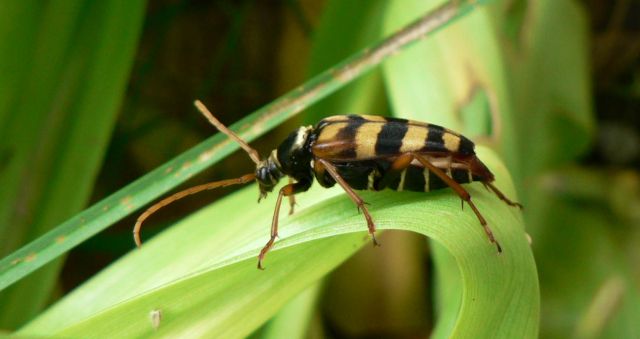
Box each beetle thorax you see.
[255,126,313,198]
[276,126,313,174]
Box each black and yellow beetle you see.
[134,100,521,269]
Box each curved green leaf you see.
[19,147,536,338]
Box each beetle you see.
[134,100,522,269]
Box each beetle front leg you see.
[258,179,311,270]
[287,177,297,215]
[317,159,380,247]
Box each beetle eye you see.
[257,167,269,183]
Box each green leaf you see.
[19,147,536,338]
[260,282,322,339]
[305,0,388,123]
[528,168,640,339]
[0,0,146,327]
[506,0,593,180]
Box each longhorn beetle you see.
[134,100,522,269]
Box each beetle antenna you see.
[133,173,256,247]
[194,100,262,165]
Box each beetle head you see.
[255,155,283,200]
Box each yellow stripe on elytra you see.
[400,125,429,153]
[355,123,384,159]
[443,132,461,152]
[317,122,349,143]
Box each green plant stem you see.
[0,0,491,292]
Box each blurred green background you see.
[0,0,639,338]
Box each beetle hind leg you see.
[411,153,502,253]
[483,182,523,209]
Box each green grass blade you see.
[508,0,593,180]
[0,0,492,293]
[304,0,388,123]
[260,283,322,339]
[0,0,146,327]
[19,147,534,338]
[528,168,640,339]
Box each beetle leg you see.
[412,153,502,253]
[258,179,311,270]
[484,182,523,209]
[317,159,380,247]
[287,177,297,215]
[444,156,466,211]
[134,173,255,247]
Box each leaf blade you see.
[20,147,537,338]
[0,0,147,327]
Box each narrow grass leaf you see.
[304,0,388,123]
[0,0,146,327]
